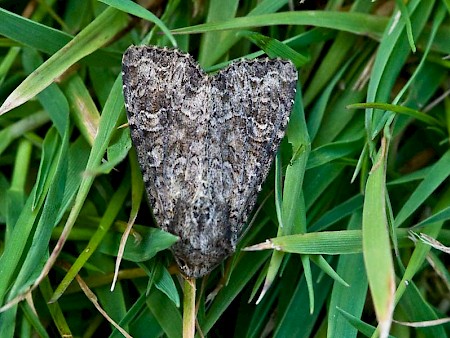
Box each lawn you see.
[0,0,449,337]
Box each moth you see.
[122,46,297,278]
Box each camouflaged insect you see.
[122,45,297,278]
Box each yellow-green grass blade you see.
[362,146,395,338]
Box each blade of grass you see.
[395,150,450,227]
[0,191,42,304]
[238,31,308,67]
[362,139,395,338]
[7,126,69,300]
[20,301,50,338]
[393,185,450,319]
[394,0,416,52]
[202,251,270,334]
[0,111,49,157]
[274,264,333,337]
[365,0,435,140]
[350,102,444,128]
[198,0,290,67]
[245,230,363,255]
[310,255,348,287]
[172,11,388,38]
[306,137,364,170]
[0,7,128,115]
[62,75,101,145]
[22,47,70,137]
[99,0,177,47]
[136,281,183,338]
[198,0,238,67]
[50,174,130,302]
[327,212,368,338]
[0,47,20,87]
[303,0,376,106]
[31,128,61,210]
[98,225,178,262]
[3,140,32,239]
[396,273,447,337]
[0,7,121,66]
[39,277,72,337]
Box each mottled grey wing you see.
[122,45,207,268]
[123,46,230,277]
[210,58,297,244]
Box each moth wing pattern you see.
[211,59,297,239]
[122,46,297,277]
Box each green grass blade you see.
[202,251,270,334]
[395,150,450,227]
[0,111,49,157]
[328,213,368,338]
[239,31,308,67]
[172,11,388,38]
[39,277,72,337]
[413,206,450,229]
[362,145,395,337]
[258,83,310,303]
[99,0,177,47]
[98,226,178,262]
[396,275,447,337]
[309,194,363,232]
[310,255,348,287]
[0,191,39,305]
[155,267,180,308]
[146,287,182,338]
[306,137,363,170]
[394,0,416,52]
[0,7,120,67]
[336,308,395,338]
[50,175,130,302]
[257,230,363,254]
[394,186,450,318]
[31,128,60,209]
[350,102,444,128]
[274,265,333,337]
[198,0,239,66]
[283,84,309,234]
[0,7,128,115]
[62,75,101,145]
[0,47,20,88]
[0,7,72,54]
[198,0,289,67]
[365,0,435,139]
[20,302,50,338]
[8,126,69,300]
[22,47,70,137]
